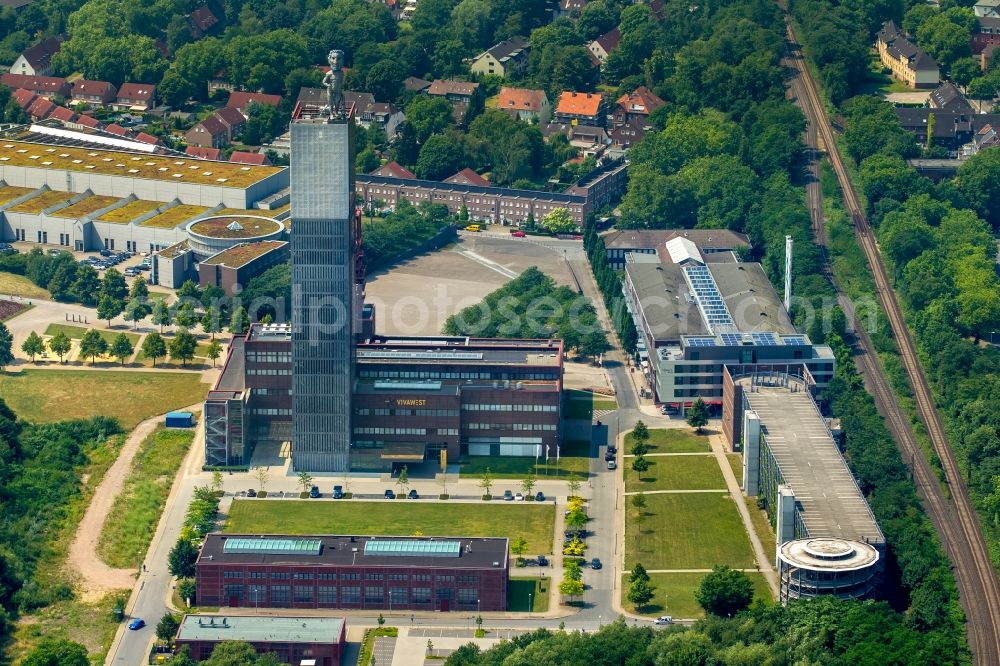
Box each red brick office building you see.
[196,534,509,612]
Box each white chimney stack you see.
[784,235,793,312]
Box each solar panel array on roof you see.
[720,333,743,346]
[357,350,484,360]
[223,538,322,555]
[751,332,778,346]
[683,265,735,333]
[685,336,717,347]
[364,539,462,558]
[782,335,807,345]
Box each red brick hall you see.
[196,534,509,612]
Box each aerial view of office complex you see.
[0,1,997,665]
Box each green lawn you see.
[507,577,549,612]
[44,323,141,346]
[626,428,709,454]
[11,590,127,665]
[624,455,725,492]
[461,440,590,479]
[727,453,743,485]
[97,427,196,568]
[563,389,616,420]
[620,571,773,619]
[0,369,208,429]
[226,500,557,554]
[744,497,776,548]
[625,493,756,570]
[0,272,50,299]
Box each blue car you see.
[127,618,145,630]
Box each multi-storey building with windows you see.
[203,325,563,469]
[195,534,508,612]
[620,235,834,408]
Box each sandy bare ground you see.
[68,404,202,601]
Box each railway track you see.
[784,21,1000,664]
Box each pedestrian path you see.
[645,568,763,574]
[373,636,397,666]
[623,489,728,495]
[623,452,714,457]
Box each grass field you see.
[727,453,743,485]
[507,577,549,612]
[563,389,617,420]
[11,589,127,665]
[0,272,50,299]
[461,440,590,479]
[44,323,141,346]
[625,428,709,454]
[744,497,776,548]
[226,500,557,554]
[0,369,207,428]
[98,427,195,568]
[620,571,772,619]
[625,493,756,570]
[624,455,726,492]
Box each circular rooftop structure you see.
[185,214,285,258]
[778,537,879,571]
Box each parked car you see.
[535,491,545,502]
[514,492,524,501]
[537,554,549,567]
[503,489,514,501]
[511,231,526,237]
[246,488,257,497]
[590,558,602,570]
[607,444,617,454]
[124,268,139,277]
[407,489,419,499]
[384,489,395,499]
[100,249,113,257]
[604,451,615,462]
[654,616,674,625]
[127,618,145,630]
[332,485,344,499]
[309,485,320,498]
[607,460,617,470]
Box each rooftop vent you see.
[226,221,244,232]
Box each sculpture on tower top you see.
[323,49,345,120]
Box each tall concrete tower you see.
[289,49,355,472]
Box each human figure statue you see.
[323,49,345,117]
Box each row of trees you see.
[442,266,611,357]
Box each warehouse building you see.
[0,139,288,254]
[204,324,563,469]
[195,534,509,612]
[723,371,883,602]
[620,235,834,407]
[174,615,346,665]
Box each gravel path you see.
[67,404,201,601]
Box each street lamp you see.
[528,592,532,616]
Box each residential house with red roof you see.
[114,83,156,111]
[74,114,101,129]
[186,115,228,148]
[229,151,271,166]
[71,80,117,107]
[445,168,489,187]
[497,87,550,123]
[1,74,71,99]
[554,91,606,127]
[26,96,54,120]
[188,6,219,39]
[369,161,416,179]
[12,88,36,110]
[185,146,223,160]
[425,79,482,125]
[135,132,160,145]
[610,86,665,148]
[589,27,620,64]
[48,106,76,123]
[227,91,282,114]
[104,123,127,136]
[11,36,63,77]
[215,106,247,142]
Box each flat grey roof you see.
[739,377,883,546]
[710,263,796,335]
[199,533,509,569]
[212,336,245,392]
[625,261,707,342]
[177,614,344,643]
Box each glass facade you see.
[290,118,356,472]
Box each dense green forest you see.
[443,604,960,666]
[442,267,610,357]
[0,403,122,650]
